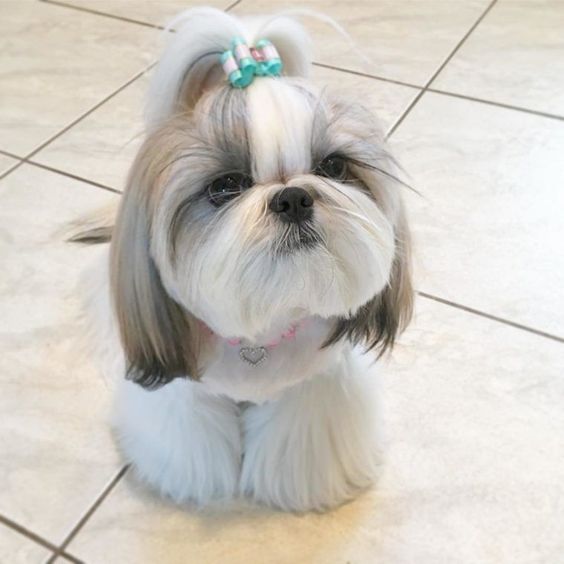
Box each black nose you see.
[269,187,314,223]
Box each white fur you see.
[240,348,382,512]
[85,247,381,508]
[114,378,242,504]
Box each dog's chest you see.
[200,317,343,403]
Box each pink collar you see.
[202,320,305,350]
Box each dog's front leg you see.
[113,378,242,505]
[240,350,382,512]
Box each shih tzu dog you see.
[77,7,413,512]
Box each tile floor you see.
[1,1,563,563]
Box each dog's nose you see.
[269,187,313,223]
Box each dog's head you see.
[111,8,413,388]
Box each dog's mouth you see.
[273,222,323,255]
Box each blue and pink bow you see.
[220,38,283,88]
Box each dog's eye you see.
[315,155,348,180]
[207,173,253,207]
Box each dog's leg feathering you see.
[114,379,242,505]
[240,349,382,512]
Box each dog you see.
[76,7,413,512]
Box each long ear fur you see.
[325,206,414,356]
[110,141,199,389]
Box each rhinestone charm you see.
[239,346,268,366]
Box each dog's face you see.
[112,77,412,388]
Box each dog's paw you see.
[240,364,381,512]
[114,379,241,506]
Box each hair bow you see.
[220,38,283,88]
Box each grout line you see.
[427,87,564,122]
[0,513,60,553]
[46,465,130,564]
[225,0,244,11]
[0,149,25,161]
[24,64,155,161]
[42,0,165,29]
[0,64,154,182]
[385,89,426,139]
[386,0,499,137]
[418,292,564,344]
[313,62,421,90]
[0,151,26,179]
[0,515,83,562]
[47,551,85,564]
[384,92,421,139]
[25,160,123,195]
[424,0,499,90]
[43,0,242,29]
[313,62,564,123]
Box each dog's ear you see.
[325,207,414,356]
[110,145,199,389]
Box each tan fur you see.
[110,122,202,387]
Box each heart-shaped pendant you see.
[239,346,268,366]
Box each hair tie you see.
[220,37,283,88]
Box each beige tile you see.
[234,0,490,85]
[62,0,233,27]
[51,554,82,564]
[0,524,51,564]
[434,0,564,117]
[33,67,418,189]
[34,75,149,191]
[391,92,564,337]
[0,165,122,543]
[66,299,564,564]
[0,0,159,156]
[0,154,19,176]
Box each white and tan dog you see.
[77,7,413,512]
